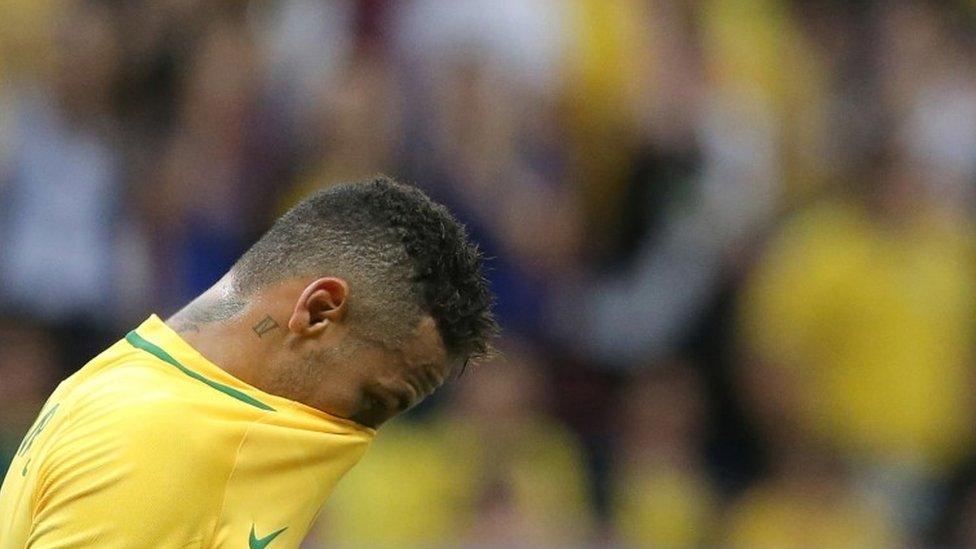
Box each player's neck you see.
[165,278,288,397]
[164,278,365,421]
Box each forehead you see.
[401,315,449,368]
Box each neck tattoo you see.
[252,314,280,338]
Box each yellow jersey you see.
[0,315,375,548]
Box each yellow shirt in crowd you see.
[725,480,898,547]
[740,201,976,471]
[317,418,593,548]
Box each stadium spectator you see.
[0,1,124,324]
[738,140,976,530]
[722,454,901,547]
[610,362,717,547]
[0,319,59,476]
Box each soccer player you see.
[0,177,496,548]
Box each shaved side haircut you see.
[231,176,497,360]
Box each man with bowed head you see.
[0,177,497,548]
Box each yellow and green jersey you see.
[0,315,375,548]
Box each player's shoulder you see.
[39,383,247,495]
[61,351,252,454]
[48,331,280,467]
[67,353,194,417]
[70,334,219,409]
[34,373,246,497]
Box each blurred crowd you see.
[3,0,976,546]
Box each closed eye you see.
[394,389,413,412]
[367,387,410,413]
[365,393,384,411]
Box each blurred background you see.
[2,0,976,546]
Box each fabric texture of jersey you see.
[0,315,375,548]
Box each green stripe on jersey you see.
[125,331,276,412]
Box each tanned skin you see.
[166,273,451,429]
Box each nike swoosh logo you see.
[249,524,287,549]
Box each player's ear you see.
[288,277,349,336]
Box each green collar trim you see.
[125,331,276,412]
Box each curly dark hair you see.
[233,176,497,360]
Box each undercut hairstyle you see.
[232,176,497,360]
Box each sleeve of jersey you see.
[26,397,243,548]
